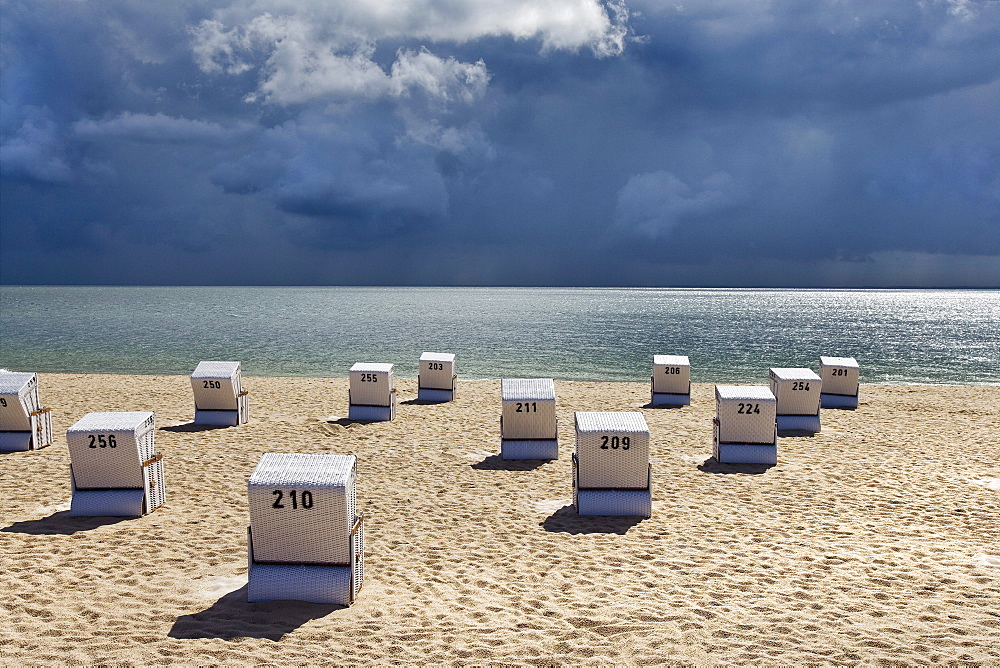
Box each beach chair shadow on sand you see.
[160,423,232,433]
[470,454,548,471]
[697,457,774,475]
[2,511,129,535]
[541,505,644,535]
[168,585,341,641]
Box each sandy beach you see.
[1,374,998,665]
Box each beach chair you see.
[417,352,457,402]
[247,453,364,605]
[650,355,691,406]
[0,372,53,452]
[573,412,652,517]
[190,361,249,426]
[713,385,777,465]
[819,356,860,409]
[66,412,164,517]
[348,363,396,421]
[500,378,558,460]
[769,368,822,434]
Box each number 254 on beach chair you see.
[0,371,53,452]
[191,361,249,426]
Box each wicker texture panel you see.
[650,392,691,407]
[500,439,558,460]
[714,442,778,465]
[190,361,243,411]
[769,368,822,416]
[417,387,455,402]
[574,412,649,489]
[248,453,357,564]
[652,355,691,394]
[69,489,146,517]
[0,372,40,432]
[821,393,859,409]
[349,363,394,406]
[348,399,396,421]
[715,386,776,444]
[501,379,556,440]
[419,352,456,390]
[820,356,860,397]
[576,489,652,517]
[0,432,33,451]
[776,414,822,434]
[248,562,353,604]
[66,412,156,489]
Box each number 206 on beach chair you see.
[0,371,53,452]
[191,361,249,426]
[66,412,165,517]
[247,453,364,605]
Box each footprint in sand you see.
[968,478,1000,490]
[972,554,1000,569]
[531,499,571,513]
[191,574,248,599]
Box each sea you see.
[1,286,997,385]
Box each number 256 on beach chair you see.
[66,412,165,517]
[191,361,249,426]
[0,371,53,452]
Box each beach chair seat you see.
[191,361,249,426]
[713,385,777,465]
[348,363,396,421]
[769,368,822,434]
[247,453,364,605]
[650,355,691,406]
[417,352,457,402]
[0,372,53,452]
[819,356,860,409]
[573,412,652,517]
[66,412,164,517]
[500,378,558,460]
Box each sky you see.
[1,0,998,287]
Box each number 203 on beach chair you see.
[0,371,53,452]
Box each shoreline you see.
[1,374,998,664]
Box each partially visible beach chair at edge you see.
[0,371,53,452]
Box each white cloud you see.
[190,0,627,106]
[72,112,257,144]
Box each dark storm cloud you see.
[1,0,998,286]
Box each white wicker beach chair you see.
[247,453,364,605]
[66,412,164,517]
[573,412,651,517]
[650,355,691,406]
[417,352,457,402]
[769,368,822,434]
[190,361,249,426]
[0,372,53,452]
[500,378,558,460]
[819,356,860,409]
[713,385,777,465]
[348,363,396,421]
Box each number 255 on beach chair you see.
[66,412,165,517]
[348,363,396,421]
[191,361,249,426]
[0,372,53,452]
